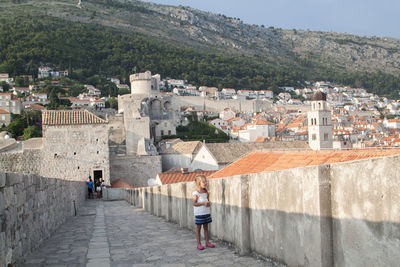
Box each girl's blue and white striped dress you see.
[193,190,212,225]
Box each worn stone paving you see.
[23,200,281,267]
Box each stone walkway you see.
[23,200,282,267]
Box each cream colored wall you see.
[118,154,400,267]
[189,146,218,171]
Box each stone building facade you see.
[41,110,111,185]
[0,110,111,185]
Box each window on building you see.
[168,130,171,135]
[1,115,5,120]
[324,133,328,141]
[161,130,164,136]
[312,134,316,140]
[164,122,167,127]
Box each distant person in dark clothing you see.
[87,177,94,199]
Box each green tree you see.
[106,97,118,110]
[0,81,10,92]
[22,125,41,140]
[6,115,27,138]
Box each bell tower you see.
[308,90,333,150]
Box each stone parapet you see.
[119,154,400,266]
[0,172,86,266]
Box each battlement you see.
[129,70,152,83]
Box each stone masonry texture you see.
[0,171,86,266]
[23,200,282,266]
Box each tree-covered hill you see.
[1,16,399,98]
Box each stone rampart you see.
[0,150,42,174]
[118,154,400,266]
[171,96,272,113]
[110,154,162,186]
[0,171,86,266]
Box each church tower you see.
[308,90,333,150]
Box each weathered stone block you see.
[0,172,5,188]
[6,173,22,187]
[0,191,4,215]
[3,187,14,208]
[0,232,5,252]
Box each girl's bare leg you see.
[204,223,209,243]
[196,225,202,245]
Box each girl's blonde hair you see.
[195,174,206,186]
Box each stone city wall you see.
[0,149,42,174]
[171,96,273,113]
[116,154,400,267]
[109,154,162,186]
[0,171,86,266]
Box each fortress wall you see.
[0,149,42,174]
[329,155,400,266]
[119,154,400,267]
[171,96,272,113]
[0,172,86,266]
[109,155,162,186]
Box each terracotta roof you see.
[42,110,107,125]
[24,104,46,110]
[204,141,309,165]
[111,179,138,188]
[157,170,217,185]
[0,109,9,114]
[210,149,400,179]
[159,141,202,155]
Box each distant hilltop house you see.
[110,78,120,85]
[0,93,22,115]
[116,84,130,90]
[0,109,11,126]
[12,87,31,95]
[24,93,48,105]
[0,73,12,84]
[167,79,185,88]
[38,67,68,79]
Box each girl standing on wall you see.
[193,174,215,250]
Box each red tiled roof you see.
[42,110,107,125]
[0,109,9,114]
[210,149,400,179]
[158,170,217,185]
[25,104,46,110]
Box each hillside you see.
[1,0,400,96]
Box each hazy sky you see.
[144,0,400,39]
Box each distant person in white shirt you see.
[193,174,215,250]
